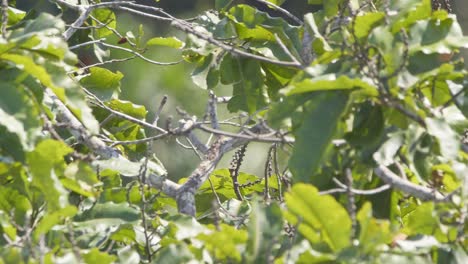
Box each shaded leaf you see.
[289,92,348,185]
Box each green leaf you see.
[83,248,117,264]
[0,53,56,89]
[197,223,248,262]
[94,156,167,177]
[153,244,195,263]
[0,108,27,160]
[227,4,302,53]
[353,12,385,40]
[373,132,405,166]
[106,99,147,120]
[219,53,239,85]
[10,12,65,40]
[345,102,385,147]
[403,202,438,235]
[357,202,392,253]
[224,56,267,113]
[408,15,468,54]
[80,67,123,101]
[27,140,73,211]
[245,199,283,263]
[390,0,432,33]
[215,0,231,10]
[267,93,316,128]
[191,54,215,89]
[33,205,77,240]
[146,37,185,49]
[289,92,349,185]
[425,118,459,160]
[5,7,26,26]
[92,9,116,38]
[284,184,351,252]
[285,75,378,97]
[74,202,140,223]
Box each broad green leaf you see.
[390,0,432,33]
[191,54,215,89]
[0,108,27,160]
[92,9,116,38]
[106,99,147,119]
[373,132,405,166]
[267,93,316,128]
[345,102,385,147]
[289,92,349,185]
[80,67,123,101]
[153,244,195,263]
[222,56,267,113]
[63,161,99,198]
[74,202,140,223]
[215,0,231,10]
[219,53,240,85]
[284,184,351,252]
[33,205,77,240]
[227,5,302,53]
[285,75,378,97]
[304,13,331,55]
[245,200,283,263]
[322,0,346,17]
[0,186,30,215]
[110,224,136,244]
[10,13,65,40]
[357,202,392,253]
[197,223,248,262]
[425,118,459,160]
[117,247,140,264]
[403,202,438,235]
[353,12,385,40]
[27,140,73,211]
[94,157,167,177]
[146,37,185,49]
[0,53,56,89]
[6,7,26,26]
[408,15,468,54]
[83,248,117,264]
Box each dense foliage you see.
[0,0,467,263]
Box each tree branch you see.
[374,164,444,201]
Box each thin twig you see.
[73,56,137,73]
[84,88,166,133]
[1,0,9,38]
[69,38,106,50]
[274,33,301,65]
[253,0,303,25]
[344,168,357,240]
[332,178,391,195]
[99,42,182,66]
[199,125,294,143]
[152,95,168,126]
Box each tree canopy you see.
[0,0,467,263]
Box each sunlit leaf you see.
[284,184,351,252]
[146,37,185,49]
